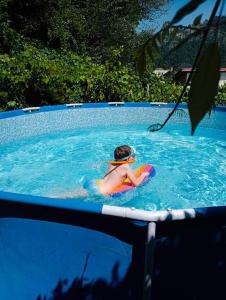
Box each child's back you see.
[61,145,149,198]
[100,145,149,195]
[100,164,129,194]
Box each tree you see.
[0,0,168,62]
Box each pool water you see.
[0,123,225,210]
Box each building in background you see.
[153,68,172,76]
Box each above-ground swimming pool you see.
[1,103,226,300]
[0,103,225,211]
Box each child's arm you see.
[126,166,149,187]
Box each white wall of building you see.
[219,73,226,86]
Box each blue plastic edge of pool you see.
[0,102,225,120]
[0,190,103,214]
[1,189,226,222]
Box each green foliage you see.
[216,83,226,106]
[1,43,225,111]
[0,45,192,110]
[0,46,145,109]
[0,22,25,53]
[147,74,185,102]
[0,0,225,116]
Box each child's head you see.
[114,145,135,161]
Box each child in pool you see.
[58,145,149,198]
[97,145,149,195]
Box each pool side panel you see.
[0,195,148,300]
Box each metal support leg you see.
[143,222,156,300]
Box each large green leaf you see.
[188,42,220,135]
[171,0,206,25]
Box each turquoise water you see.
[0,123,225,210]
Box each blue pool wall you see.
[0,191,147,300]
[0,102,225,144]
[0,103,226,299]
